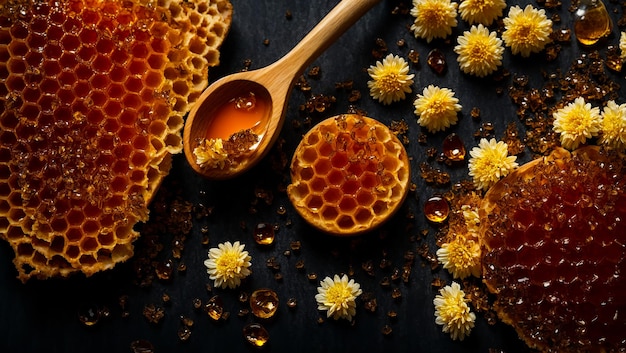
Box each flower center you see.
[422,5,448,24]
[326,284,352,305]
[379,73,403,92]
[216,252,241,277]
[449,241,478,268]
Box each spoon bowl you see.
[183,0,382,179]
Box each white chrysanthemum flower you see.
[552,97,601,150]
[502,5,553,57]
[468,138,518,191]
[454,24,504,77]
[315,274,363,321]
[599,100,626,149]
[194,138,228,169]
[461,204,480,233]
[410,0,458,43]
[458,0,506,25]
[204,241,252,289]
[413,85,462,133]
[433,282,476,341]
[437,237,481,279]
[367,54,415,105]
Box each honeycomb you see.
[479,146,626,352]
[0,0,233,281]
[287,114,410,236]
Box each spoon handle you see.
[271,0,382,78]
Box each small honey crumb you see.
[142,304,165,324]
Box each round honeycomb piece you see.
[479,146,626,352]
[287,114,410,235]
[0,0,233,281]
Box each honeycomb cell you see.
[322,187,341,203]
[313,158,332,176]
[93,54,113,73]
[288,114,410,235]
[0,0,234,281]
[60,34,80,52]
[144,70,164,88]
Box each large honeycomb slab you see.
[480,146,626,352]
[287,114,410,235]
[0,0,232,281]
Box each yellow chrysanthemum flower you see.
[454,24,504,77]
[552,97,601,150]
[468,138,518,191]
[461,204,480,233]
[502,5,553,57]
[315,274,363,321]
[204,241,252,289]
[599,100,626,149]
[437,236,481,279]
[619,32,626,60]
[433,282,476,341]
[413,85,462,133]
[367,53,415,105]
[458,0,506,25]
[193,138,229,169]
[410,0,458,43]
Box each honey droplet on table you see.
[130,340,155,353]
[427,49,447,75]
[250,288,279,319]
[573,0,612,46]
[204,295,224,321]
[243,323,269,347]
[424,195,449,223]
[78,305,101,326]
[155,259,174,280]
[442,133,466,161]
[253,222,275,245]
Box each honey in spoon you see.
[183,0,382,180]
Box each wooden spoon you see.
[183,0,382,179]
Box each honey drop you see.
[253,222,275,245]
[573,0,612,46]
[78,305,101,326]
[427,49,447,75]
[424,195,449,223]
[442,133,466,161]
[250,288,279,319]
[243,323,269,348]
[204,295,224,321]
[130,340,155,353]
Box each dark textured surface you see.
[1,0,625,352]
